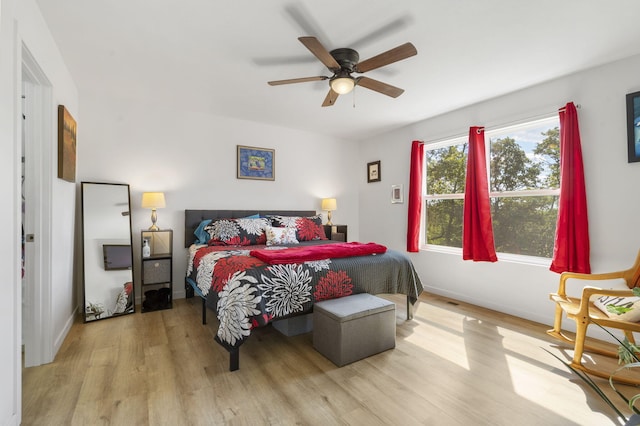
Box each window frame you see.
[421,116,560,263]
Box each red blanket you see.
[250,242,387,264]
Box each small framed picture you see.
[391,184,403,203]
[367,160,381,183]
[237,145,275,180]
[626,91,640,163]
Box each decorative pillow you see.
[204,217,270,246]
[593,295,640,322]
[265,226,299,246]
[194,214,263,245]
[267,215,327,242]
[193,219,213,245]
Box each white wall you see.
[0,0,78,423]
[76,92,360,302]
[359,53,640,332]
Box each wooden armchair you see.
[548,250,640,384]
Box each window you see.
[424,117,560,258]
[425,138,467,249]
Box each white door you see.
[22,47,53,367]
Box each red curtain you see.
[407,140,424,252]
[463,127,498,262]
[550,102,590,273]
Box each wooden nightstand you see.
[141,229,173,312]
[323,225,347,242]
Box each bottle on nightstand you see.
[142,238,151,258]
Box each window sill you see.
[421,245,552,267]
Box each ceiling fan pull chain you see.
[353,86,356,108]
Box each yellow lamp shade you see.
[321,198,337,211]
[141,192,166,209]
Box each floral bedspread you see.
[186,242,424,351]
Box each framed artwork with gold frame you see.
[58,105,77,182]
[237,145,275,180]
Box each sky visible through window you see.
[487,117,559,185]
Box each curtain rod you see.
[558,103,581,113]
[482,104,580,132]
[424,103,581,145]
[482,103,581,134]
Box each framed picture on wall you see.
[237,145,275,180]
[57,105,77,182]
[627,91,640,163]
[367,160,381,183]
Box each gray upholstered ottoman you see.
[313,293,396,367]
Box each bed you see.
[184,209,424,371]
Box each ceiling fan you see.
[268,36,417,107]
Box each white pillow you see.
[265,226,299,246]
[593,295,640,322]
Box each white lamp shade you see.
[321,198,337,211]
[141,192,166,209]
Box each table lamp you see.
[321,198,337,226]
[141,192,166,231]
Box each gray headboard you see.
[184,209,317,247]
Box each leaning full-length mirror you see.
[81,182,135,322]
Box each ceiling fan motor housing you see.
[330,48,359,72]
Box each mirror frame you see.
[81,181,135,322]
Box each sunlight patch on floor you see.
[404,330,471,370]
[506,353,620,425]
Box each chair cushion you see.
[593,295,640,322]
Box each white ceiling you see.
[35,0,640,141]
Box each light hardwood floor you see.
[22,293,640,425]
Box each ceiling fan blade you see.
[268,76,328,86]
[356,77,404,98]
[322,89,339,107]
[355,42,417,73]
[298,36,341,72]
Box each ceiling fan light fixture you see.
[268,37,416,107]
[330,76,355,95]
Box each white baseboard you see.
[53,305,77,357]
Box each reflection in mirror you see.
[81,182,135,322]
